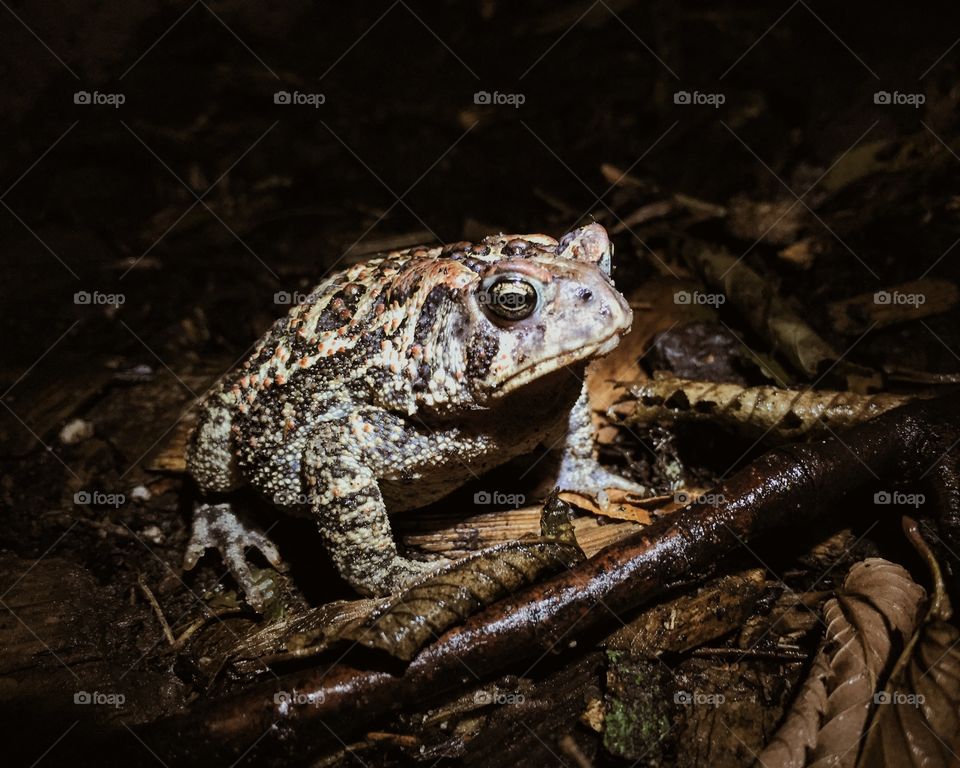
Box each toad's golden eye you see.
[479,277,539,321]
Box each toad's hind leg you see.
[303,418,445,596]
[183,501,285,611]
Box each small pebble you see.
[140,525,165,544]
[130,485,152,501]
[60,419,94,445]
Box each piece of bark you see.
[672,656,792,768]
[606,568,766,656]
[738,589,829,651]
[0,368,111,455]
[399,506,641,560]
[603,653,673,761]
[0,555,116,696]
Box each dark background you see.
[3,0,959,377]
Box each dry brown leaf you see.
[615,377,911,441]
[778,238,820,269]
[757,654,831,768]
[856,520,960,767]
[756,558,926,768]
[335,538,584,661]
[682,241,841,378]
[230,597,389,670]
[828,278,958,336]
[557,489,652,524]
[727,195,807,245]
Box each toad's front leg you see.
[303,416,447,596]
[552,382,647,506]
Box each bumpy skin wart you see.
[185,223,637,609]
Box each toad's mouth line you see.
[493,328,625,395]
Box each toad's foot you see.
[557,457,647,509]
[183,501,286,612]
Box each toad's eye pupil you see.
[481,277,538,321]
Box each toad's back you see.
[184,224,639,608]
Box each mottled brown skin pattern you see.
[184,223,637,609]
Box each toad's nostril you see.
[577,288,593,302]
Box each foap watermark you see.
[474,90,525,108]
[474,689,525,706]
[874,290,925,307]
[274,290,314,305]
[74,490,126,508]
[74,690,125,708]
[874,691,924,707]
[274,690,325,709]
[674,290,725,307]
[274,90,326,108]
[75,290,125,307]
[272,490,321,507]
[874,90,925,108]
[473,490,525,508]
[675,490,726,506]
[74,90,125,108]
[674,90,725,108]
[874,490,925,508]
[477,287,531,313]
[674,690,725,707]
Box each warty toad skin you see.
[185,222,639,609]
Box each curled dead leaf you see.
[756,558,926,768]
[855,519,960,767]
